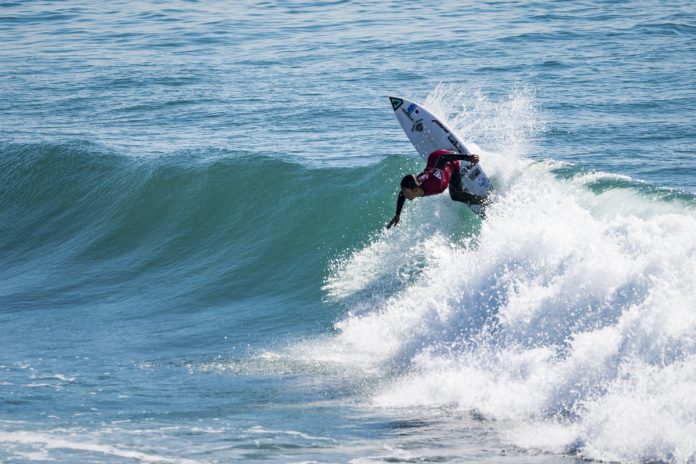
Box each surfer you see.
[387,149,486,229]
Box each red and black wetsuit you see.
[395,149,485,216]
[417,149,461,195]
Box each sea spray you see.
[315,86,696,462]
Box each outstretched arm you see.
[435,151,480,169]
[387,192,405,229]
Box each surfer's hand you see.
[469,154,480,164]
[387,215,400,229]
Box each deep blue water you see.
[1,1,695,463]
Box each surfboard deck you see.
[388,96,492,213]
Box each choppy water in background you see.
[1,1,695,463]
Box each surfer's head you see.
[400,175,422,200]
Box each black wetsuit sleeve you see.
[435,151,475,169]
[395,191,405,215]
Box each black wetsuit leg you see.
[448,167,487,205]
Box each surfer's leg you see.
[449,169,487,205]
[448,167,464,200]
[454,191,487,205]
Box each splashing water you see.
[316,85,696,462]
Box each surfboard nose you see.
[389,96,403,111]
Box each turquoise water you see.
[2,1,696,462]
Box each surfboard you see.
[388,96,492,213]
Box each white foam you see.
[309,86,696,462]
[0,430,200,463]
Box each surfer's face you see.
[401,187,419,200]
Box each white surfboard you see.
[388,96,492,212]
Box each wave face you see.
[0,142,406,320]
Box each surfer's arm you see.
[387,192,406,229]
[435,152,479,168]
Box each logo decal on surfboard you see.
[389,97,403,111]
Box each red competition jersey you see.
[416,149,461,196]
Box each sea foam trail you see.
[317,86,696,462]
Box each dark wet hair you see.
[400,175,419,190]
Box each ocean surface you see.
[1,1,696,462]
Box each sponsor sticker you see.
[432,119,450,134]
[447,134,464,152]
